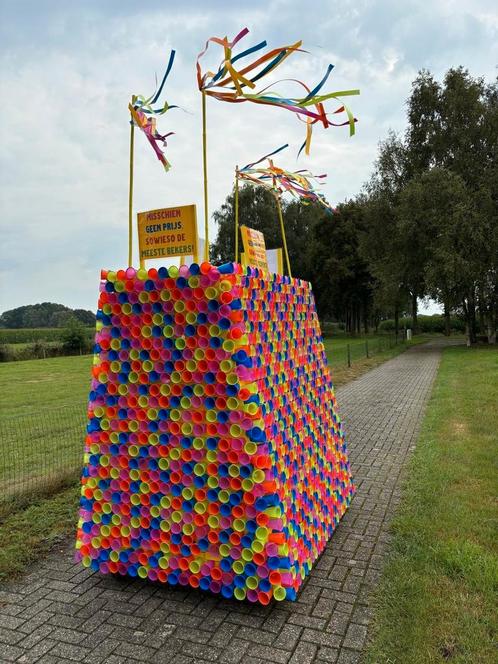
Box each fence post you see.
[347,344,351,368]
[365,340,369,358]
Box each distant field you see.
[0,327,94,344]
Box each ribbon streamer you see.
[197,30,359,154]
[239,146,334,212]
[129,104,173,172]
[131,49,177,170]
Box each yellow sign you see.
[241,248,283,275]
[137,205,198,262]
[240,225,268,272]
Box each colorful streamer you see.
[129,104,173,172]
[130,50,177,171]
[197,29,359,155]
[238,145,334,212]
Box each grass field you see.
[0,356,90,499]
[365,346,498,664]
[0,354,92,416]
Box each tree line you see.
[211,67,497,343]
[0,303,95,329]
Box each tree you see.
[308,199,374,331]
[0,303,95,328]
[210,182,323,279]
[210,184,375,328]
[397,169,469,336]
[61,317,87,353]
[363,68,497,342]
[361,134,412,334]
[210,184,281,265]
[361,188,410,335]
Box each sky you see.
[0,0,497,314]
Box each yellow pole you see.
[128,117,135,267]
[276,195,292,278]
[234,166,239,263]
[201,91,209,262]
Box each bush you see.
[321,321,346,336]
[0,327,94,344]
[25,341,50,359]
[61,318,90,353]
[0,340,93,362]
[378,314,466,334]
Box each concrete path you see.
[0,340,451,664]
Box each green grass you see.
[0,485,80,581]
[0,356,91,499]
[365,346,498,664]
[325,334,430,386]
[0,354,92,416]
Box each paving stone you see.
[49,641,90,661]
[317,645,340,662]
[289,641,317,664]
[343,622,368,650]
[0,340,449,664]
[247,643,290,662]
[218,640,250,664]
[273,623,303,651]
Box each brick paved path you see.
[0,341,448,664]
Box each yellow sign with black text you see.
[240,225,268,272]
[137,205,198,262]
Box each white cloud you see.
[0,0,497,312]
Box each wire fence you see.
[324,333,406,370]
[0,405,86,505]
[0,333,407,508]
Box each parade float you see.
[76,28,359,603]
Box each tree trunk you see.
[462,295,477,345]
[394,305,399,337]
[468,291,477,344]
[478,304,485,336]
[411,292,418,333]
[487,318,496,345]
[443,300,451,337]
